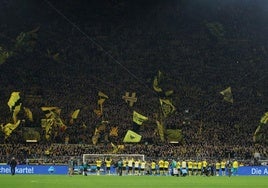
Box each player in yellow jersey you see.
[192,160,198,176]
[197,161,202,176]
[221,160,226,176]
[151,160,156,175]
[164,160,169,176]
[134,159,140,175]
[187,160,193,176]
[215,160,221,176]
[158,159,164,175]
[127,158,134,175]
[123,158,127,175]
[202,159,207,176]
[232,159,239,176]
[140,160,146,176]
[105,157,112,175]
[96,158,102,175]
[181,159,187,176]
[176,160,181,176]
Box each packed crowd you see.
[0,1,267,164]
[0,141,266,165]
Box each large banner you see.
[238,166,268,176]
[0,165,68,175]
[0,165,267,175]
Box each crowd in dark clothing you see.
[0,1,267,165]
[0,142,266,165]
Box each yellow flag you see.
[159,99,176,117]
[110,142,124,154]
[53,115,66,132]
[220,87,233,103]
[41,107,66,139]
[96,97,106,116]
[94,109,102,117]
[133,111,148,125]
[98,98,106,105]
[156,120,165,142]
[12,103,22,123]
[41,107,59,111]
[70,109,80,125]
[2,120,21,139]
[41,107,61,118]
[123,130,142,142]
[153,76,163,92]
[81,122,87,129]
[7,92,21,111]
[98,91,108,99]
[253,112,268,142]
[7,92,22,123]
[166,129,182,142]
[41,107,63,126]
[253,124,262,142]
[92,130,100,145]
[260,112,268,124]
[92,124,106,145]
[41,119,54,140]
[165,90,174,97]
[110,142,118,153]
[24,107,33,122]
[71,109,80,119]
[109,126,118,137]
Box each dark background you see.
[0,0,267,144]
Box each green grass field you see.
[0,175,267,188]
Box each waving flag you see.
[7,92,21,111]
[260,112,268,124]
[41,107,61,119]
[123,130,142,142]
[153,70,163,92]
[220,87,233,103]
[41,119,54,140]
[166,129,182,143]
[133,111,148,125]
[24,107,33,122]
[2,120,21,139]
[70,109,80,124]
[159,99,176,117]
[253,112,268,142]
[109,126,118,137]
[156,120,165,142]
[8,92,22,123]
[153,76,163,92]
[41,107,66,140]
[98,91,108,99]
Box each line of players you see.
[91,157,239,176]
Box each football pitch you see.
[0,175,267,188]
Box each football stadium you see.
[0,0,267,187]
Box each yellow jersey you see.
[151,162,156,169]
[158,160,164,168]
[233,161,239,168]
[96,160,102,167]
[216,162,221,170]
[105,159,112,167]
